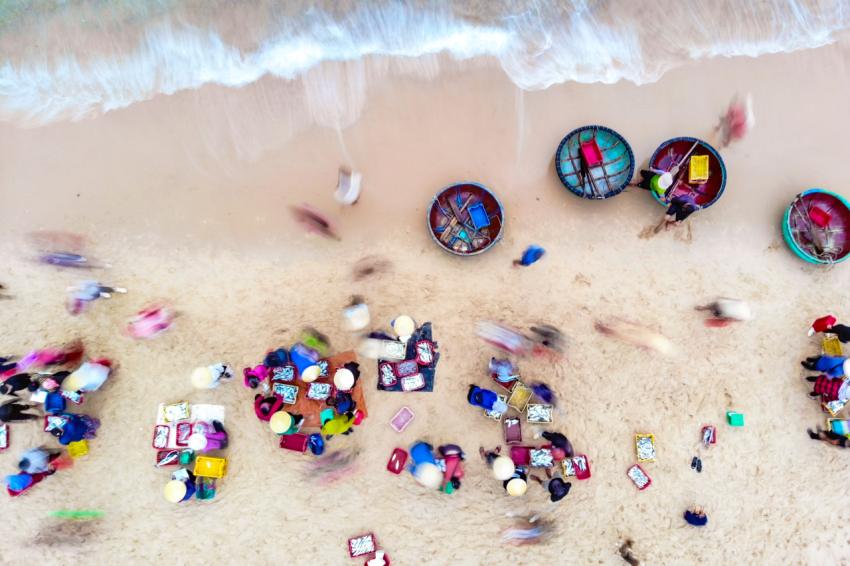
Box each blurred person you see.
[596,320,676,357]
[684,506,708,526]
[541,431,573,458]
[0,356,17,375]
[467,384,508,414]
[291,203,340,240]
[187,421,228,451]
[51,414,100,445]
[499,515,552,546]
[529,325,569,354]
[812,320,850,343]
[477,320,533,357]
[513,245,545,267]
[125,302,174,339]
[0,373,33,396]
[504,468,528,496]
[191,364,234,389]
[61,360,113,393]
[244,365,268,389]
[66,281,126,315]
[695,298,753,327]
[654,194,699,233]
[334,166,362,205]
[321,411,355,439]
[18,447,62,474]
[805,374,850,401]
[270,411,305,436]
[0,399,39,422]
[479,445,502,467]
[631,170,672,197]
[16,340,84,372]
[715,93,754,149]
[801,355,847,377]
[529,468,571,503]
[351,255,392,281]
[808,425,849,448]
[254,394,283,420]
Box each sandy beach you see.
[2,33,850,565]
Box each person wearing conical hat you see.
[271,411,304,436]
[164,473,196,503]
[191,364,234,389]
[503,469,528,496]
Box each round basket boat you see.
[649,137,726,208]
[555,125,635,200]
[783,189,850,265]
[427,182,504,256]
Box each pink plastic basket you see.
[580,141,603,166]
[628,464,651,490]
[809,206,832,227]
[390,407,414,432]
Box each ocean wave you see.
[0,0,847,126]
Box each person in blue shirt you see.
[801,355,848,378]
[684,506,707,526]
[513,246,545,267]
[467,385,508,414]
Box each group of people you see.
[804,317,850,447]
[1,342,112,494]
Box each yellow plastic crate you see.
[823,336,843,357]
[194,456,227,478]
[689,155,709,184]
[636,434,656,462]
[68,440,88,458]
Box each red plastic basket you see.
[628,464,651,490]
[574,455,591,480]
[279,433,309,452]
[510,446,531,466]
[809,206,832,227]
[387,448,407,474]
[580,141,604,166]
[702,426,716,444]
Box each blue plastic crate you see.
[468,204,490,230]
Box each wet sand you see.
[1,38,850,565]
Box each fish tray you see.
[349,534,376,558]
[507,382,532,412]
[387,448,407,474]
[627,464,651,490]
[175,423,192,447]
[530,448,553,468]
[636,434,656,462]
[152,424,170,449]
[394,360,419,378]
[573,455,591,480]
[526,404,553,424]
[379,363,397,387]
[491,373,518,392]
[155,449,179,466]
[562,458,575,477]
[504,418,522,445]
[484,395,507,421]
[0,424,7,450]
[701,426,716,445]
[824,398,848,417]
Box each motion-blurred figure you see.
[125,302,175,339]
[351,255,392,281]
[66,281,126,315]
[595,320,676,357]
[499,515,553,547]
[695,297,753,327]
[0,399,39,423]
[477,320,567,359]
[291,204,340,240]
[16,340,84,373]
[29,232,110,269]
[715,93,754,149]
[619,539,640,565]
[334,166,362,205]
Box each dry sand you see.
[2,37,850,565]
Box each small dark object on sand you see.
[352,255,392,281]
[619,539,640,565]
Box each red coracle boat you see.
[649,137,727,208]
[427,183,504,256]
